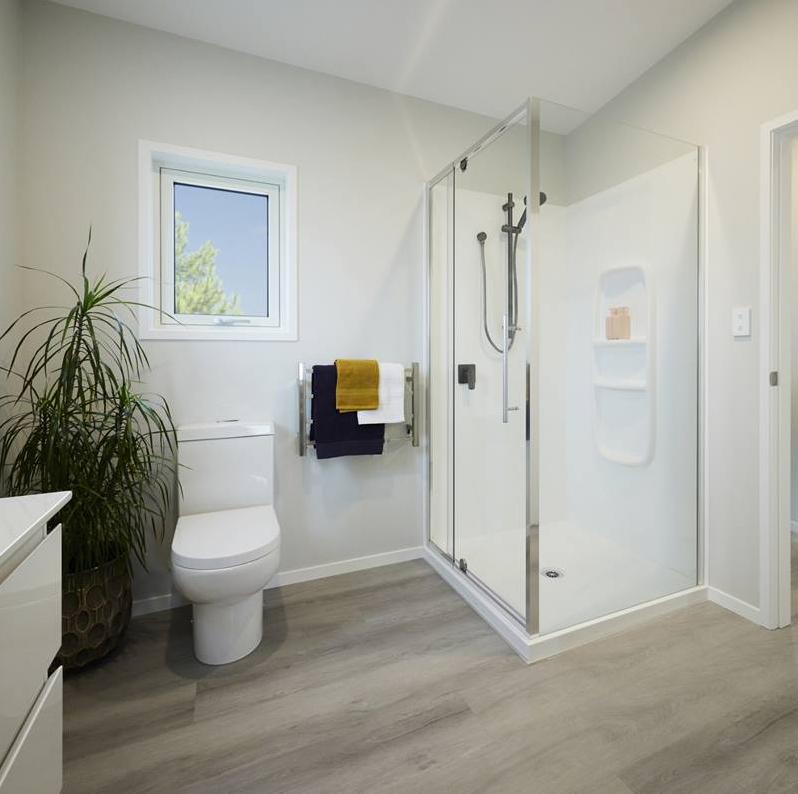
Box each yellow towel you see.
[335,359,379,412]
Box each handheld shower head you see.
[477,231,487,243]
[515,193,547,233]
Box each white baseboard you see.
[267,545,424,588]
[132,591,187,617]
[707,586,762,625]
[425,546,709,664]
[132,545,424,617]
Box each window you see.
[139,141,297,340]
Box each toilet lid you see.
[172,505,280,570]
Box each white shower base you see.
[456,521,695,631]
[540,521,695,632]
[429,520,703,663]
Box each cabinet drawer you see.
[0,526,61,763]
[0,667,62,794]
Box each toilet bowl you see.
[172,504,280,665]
[170,421,281,665]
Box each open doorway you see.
[760,111,798,629]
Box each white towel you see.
[357,362,406,424]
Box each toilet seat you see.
[172,504,280,570]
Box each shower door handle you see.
[501,315,520,423]
[501,314,509,423]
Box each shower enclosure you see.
[426,99,701,660]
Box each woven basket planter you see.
[57,555,132,671]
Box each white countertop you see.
[0,492,71,567]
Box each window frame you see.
[160,168,280,328]
[138,140,298,341]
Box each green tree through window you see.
[174,212,241,315]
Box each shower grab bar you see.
[297,361,420,457]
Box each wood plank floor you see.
[62,549,798,793]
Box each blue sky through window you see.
[174,182,269,316]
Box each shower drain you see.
[541,568,564,580]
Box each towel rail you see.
[297,362,420,457]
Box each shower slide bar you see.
[297,362,420,457]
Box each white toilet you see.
[171,421,281,665]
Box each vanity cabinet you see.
[0,493,70,794]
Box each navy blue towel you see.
[310,365,385,459]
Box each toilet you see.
[171,421,281,665]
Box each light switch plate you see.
[732,306,751,337]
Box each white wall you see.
[17,0,501,604]
[791,137,798,526]
[591,0,798,609]
[0,0,20,330]
[562,114,696,205]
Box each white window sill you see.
[139,323,298,342]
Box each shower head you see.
[515,196,527,233]
[515,192,546,233]
[477,231,487,243]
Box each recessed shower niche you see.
[593,265,654,466]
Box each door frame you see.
[759,110,798,630]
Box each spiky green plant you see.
[0,234,176,573]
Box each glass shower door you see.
[451,107,532,620]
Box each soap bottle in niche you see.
[605,306,631,340]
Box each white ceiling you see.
[52,0,734,123]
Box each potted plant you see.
[0,235,177,670]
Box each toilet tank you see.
[177,421,274,516]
